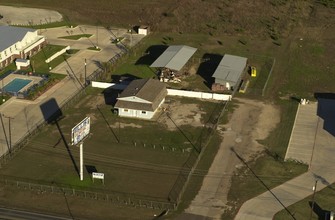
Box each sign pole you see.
[80,142,83,181]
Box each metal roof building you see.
[212,54,247,89]
[150,45,197,71]
[0,26,36,51]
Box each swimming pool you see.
[3,78,32,93]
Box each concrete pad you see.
[285,102,318,164]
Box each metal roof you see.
[0,26,36,51]
[150,45,197,71]
[212,54,248,83]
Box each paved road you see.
[235,101,335,219]
[0,207,71,220]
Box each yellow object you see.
[251,66,256,77]
[239,80,249,93]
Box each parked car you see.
[250,66,256,77]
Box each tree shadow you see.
[290,96,301,103]
[196,53,222,89]
[135,45,168,65]
[314,93,335,136]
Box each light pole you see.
[96,25,99,49]
[1,78,4,103]
[309,180,318,220]
[84,59,87,86]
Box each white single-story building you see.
[0,26,46,68]
[114,78,167,119]
[212,54,248,91]
[138,26,150,35]
[15,58,30,70]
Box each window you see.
[141,111,147,114]
[123,109,128,112]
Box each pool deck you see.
[0,73,44,93]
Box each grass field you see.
[30,44,67,73]
[0,1,335,219]
[59,34,92,40]
[0,87,223,203]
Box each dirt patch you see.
[158,100,205,130]
[184,98,280,219]
[75,95,105,109]
[110,123,142,129]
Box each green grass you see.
[87,46,101,51]
[30,44,67,73]
[277,38,332,100]
[59,34,92,40]
[0,94,220,201]
[259,99,299,158]
[0,63,16,75]
[221,99,308,219]
[274,183,335,219]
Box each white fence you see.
[91,81,127,90]
[91,81,231,101]
[45,46,70,63]
[167,89,231,101]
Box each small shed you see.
[114,78,167,119]
[150,45,197,71]
[212,54,247,91]
[138,26,150,35]
[15,59,30,70]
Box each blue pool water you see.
[3,78,32,93]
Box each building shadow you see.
[196,53,222,89]
[102,88,118,105]
[135,45,168,65]
[315,93,335,136]
[309,201,328,219]
[111,73,139,84]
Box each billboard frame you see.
[71,116,90,146]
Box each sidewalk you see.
[235,102,335,219]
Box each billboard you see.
[71,117,90,145]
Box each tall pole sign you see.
[71,117,90,181]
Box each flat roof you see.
[150,45,197,71]
[212,54,248,83]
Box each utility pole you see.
[309,180,318,220]
[96,25,99,49]
[2,114,14,154]
[84,59,87,86]
[1,78,4,103]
